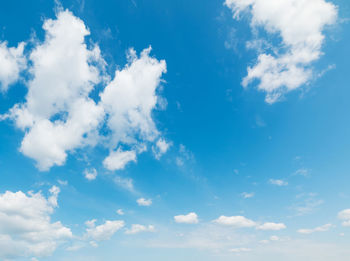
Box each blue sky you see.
[0,0,350,260]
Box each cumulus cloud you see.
[85,219,125,241]
[214,216,256,228]
[0,187,72,259]
[225,0,338,103]
[103,149,137,171]
[338,209,350,227]
[84,168,97,181]
[0,41,26,91]
[174,212,199,224]
[256,222,286,231]
[6,10,105,171]
[125,224,155,234]
[269,179,288,186]
[100,46,167,167]
[297,224,332,234]
[2,9,169,171]
[137,198,152,206]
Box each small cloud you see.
[297,224,332,234]
[116,209,124,215]
[152,138,172,160]
[269,235,280,241]
[114,176,134,192]
[125,224,155,235]
[291,193,323,216]
[137,198,152,206]
[229,248,252,253]
[269,179,288,186]
[103,148,137,171]
[175,144,194,167]
[257,222,286,231]
[213,216,256,228]
[84,168,97,181]
[85,220,125,241]
[174,212,199,224]
[241,192,255,199]
[338,209,350,227]
[294,168,310,177]
[255,115,266,127]
[57,179,68,186]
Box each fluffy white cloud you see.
[297,224,332,234]
[152,138,172,160]
[257,222,286,231]
[100,46,166,165]
[103,148,137,171]
[137,198,152,206]
[0,187,72,259]
[174,212,199,224]
[3,10,169,171]
[85,220,125,241]
[269,179,288,186]
[338,209,350,227]
[125,224,155,235]
[0,41,26,91]
[214,216,256,228]
[225,0,338,103]
[84,168,97,181]
[6,10,105,171]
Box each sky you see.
[0,0,350,260]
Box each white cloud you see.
[137,198,152,206]
[3,10,169,172]
[225,0,338,103]
[291,193,323,216]
[241,192,255,199]
[114,176,134,192]
[229,247,252,253]
[214,216,256,228]
[85,219,97,228]
[269,235,280,241]
[298,224,332,234]
[0,187,72,259]
[84,168,97,181]
[152,138,171,160]
[6,10,105,171]
[57,179,68,186]
[103,148,137,171]
[257,222,286,231]
[85,220,125,241]
[116,209,124,215]
[100,46,167,166]
[174,212,199,224]
[0,41,26,91]
[269,179,288,186]
[125,224,155,235]
[338,209,350,227]
[294,168,310,177]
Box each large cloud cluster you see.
[225,0,338,103]
[2,10,169,171]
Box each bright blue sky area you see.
[0,0,350,260]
